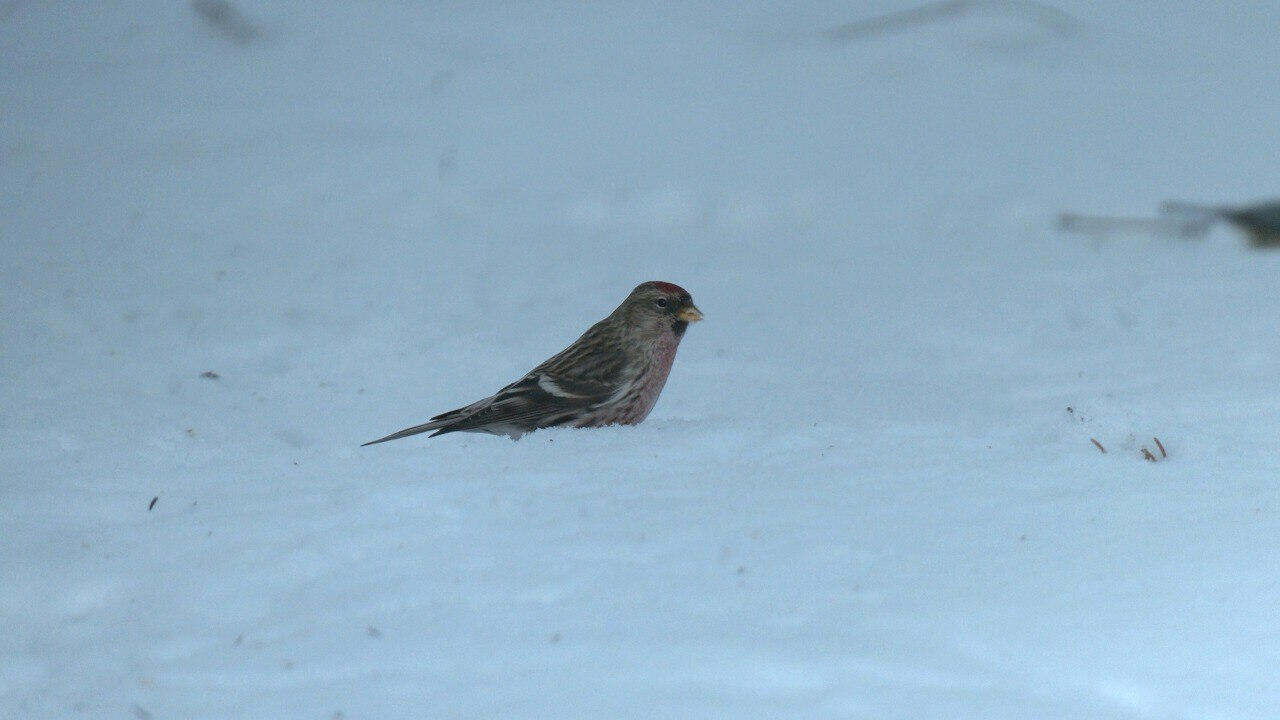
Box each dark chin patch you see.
[672,320,688,336]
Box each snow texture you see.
[4,1,1280,718]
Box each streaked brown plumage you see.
[363,281,702,444]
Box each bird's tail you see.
[361,422,442,446]
[361,406,473,446]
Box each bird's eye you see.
[655,298,669,309]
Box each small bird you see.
[363,281,703,444]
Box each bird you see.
[363,281,702,444]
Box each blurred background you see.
[4,2,1280,718]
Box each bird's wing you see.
[363,322,634,445]
[428,322,637,435]
[429,364,626,436]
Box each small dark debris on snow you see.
[1057,211,1204,239]
[233,633,244,646]
[200,370,220,380]
[1090,438,1106,454]
[439,146,457,180]
[192,0,262,44]
[1065,198,1280,247]
[366,626,381,638]
[1138,437,1167,462]
[825,0,1082,45]
[549,632,562,644]
[133,705,153,720]
[148,496,158,511]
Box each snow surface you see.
[4,1,1280,718]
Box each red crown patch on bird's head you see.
[645,281,688,296]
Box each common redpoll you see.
[363,281,702,444]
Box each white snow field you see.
[4,1,1280,717]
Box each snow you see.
[4,1,1280,717]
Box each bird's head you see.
[613,281,703,340]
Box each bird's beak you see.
[676,304,703,322]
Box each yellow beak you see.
[676,304,704,322]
